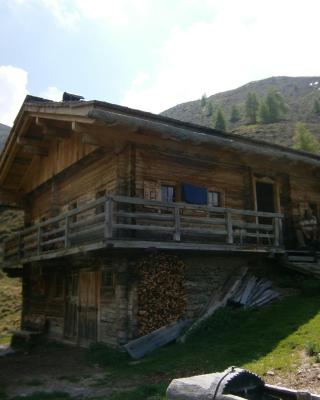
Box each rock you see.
[266,370,275,376]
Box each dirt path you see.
[0,344,143,399]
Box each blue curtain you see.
[182,183,208,205]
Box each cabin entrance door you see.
[254,180,278,224]
[64,272,79,341]
[255,182,275,214]
[77,270,100,346]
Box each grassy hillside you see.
[0,273,21,344]
[162,76,320,147]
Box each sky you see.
[0,0,320,126]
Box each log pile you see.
[137,253,186,336]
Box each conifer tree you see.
[214,109,227,132]
[200,93,207,107]
[313,99,320,114]
[206,101,213,116]
[259,90,287,123]
[292,122,320,154]
[230,105,241,122]
[245,92,259,124]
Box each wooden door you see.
[78,270,100,345]
[64,272,79,340]
[255,181,276,225]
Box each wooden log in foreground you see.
[166,368,320,400]
[167,372,246,400]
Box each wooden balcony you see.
[2,195,284,267]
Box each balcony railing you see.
[2,195,284,266]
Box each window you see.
[161,185,175,202]
[144,181,160,200]
[208,191,220,207]
[102,271,115,289]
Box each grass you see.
[0,274,21,343]
[87,290,320,398]
[1,273,320,400]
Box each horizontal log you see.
[115,211,174,221]
[69,213,104,229]
[41,236,65,246]
[114,223,174,232]
[22,242,37,252]
[180,216,226,225]
[68,224,104,239]
[181,227,228,236]
[41,226,65,239]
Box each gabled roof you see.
[1,94,320,200]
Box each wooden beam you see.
[36,117,73,139]
[17,136,49,148]
[21,144,48,156]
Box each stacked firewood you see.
[137,253,186,336]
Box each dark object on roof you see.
[62,92,84,102]
[24,95,52,104]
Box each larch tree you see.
[292,122,320,154]
[245,92,259,124]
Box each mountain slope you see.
[0,123,10,151]
[162,76,320,147]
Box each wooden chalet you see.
[1,93,320,346]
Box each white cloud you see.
[18,0,152,28]
[123,0,320,113]
[0,65,28,126]
[41,0,80,27]
[39,86,63,101]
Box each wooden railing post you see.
[226,210,233,244]
[104,197,113,239]
[65,216,70,248]
[37,226,42,255]
[173,207,181,241]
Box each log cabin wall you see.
[19,133,97,194]
[135,146,249,209]
[23,145,133,224]
[21,254,136,346]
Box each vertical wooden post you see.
[37,226,42,255]
[173,207,181,241]
[65,216,70,248]
[105,198,113,239]
[226,211,233,244]
[274,217,280,247]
